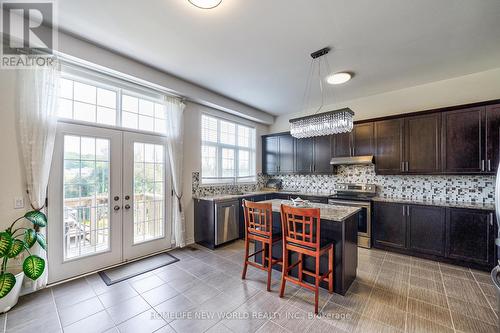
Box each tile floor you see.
[1,241,498,333]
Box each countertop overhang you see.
[261,199,361,222]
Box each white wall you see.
[271,67,500,133]
[182,103,269,244]
[0,70,26,223]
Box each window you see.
[201,114,256,184]
[57,72,167,135]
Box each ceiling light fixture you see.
[289,47,354,139]
[188,0,222,9]
[327,72,352,85]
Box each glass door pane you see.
[63,135,110,260]
[133,142,165,244]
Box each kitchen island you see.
[254,199,360,295]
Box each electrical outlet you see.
[14,197,24,209]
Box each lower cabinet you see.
[407,205,446,256]
[373,202,496,270]
[446,208,495,266]
[373,202,407,249]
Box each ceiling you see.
[55,0,500,116]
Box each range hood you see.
[330,155,374,165]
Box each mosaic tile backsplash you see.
[192,172,268,197]
[273,165,495,204]
[192,165,495,203]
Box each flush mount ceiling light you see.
[289,47,354,139]
[188,0,222,9]
[327,72,352,85]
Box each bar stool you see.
[241,200,282,292]
[279,204,334,314]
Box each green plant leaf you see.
[7,239,25,258]
[36,233,46,250]
[24,229,37,248]
[24,211,47,228]
[23,255,45,280]
[0,232,13,257]
[0,273,16,298]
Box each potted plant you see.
[0,210,47,312]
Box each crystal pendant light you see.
[289,47,354,138]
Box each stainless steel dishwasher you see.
[214,199,240,246]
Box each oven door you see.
[328,199,371,248]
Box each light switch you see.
[14,197,24,209]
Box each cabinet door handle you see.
[490,212,494,226]
[487,159,491,172]
[401,162,404,172]
[402,206,405,216]
[406,205,410,216]
[481,160,485,172]
[406,162,409,172]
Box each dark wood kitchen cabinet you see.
[352,122,374,156]
[262,134,295,174]
[407,205,446,256]
[441,107,484,174]
[332,132,351,157]
[313,135,333,173]
[279,134,295,173]
[373,201,407,249]
[446,208,495,266]
[485,103,500,173]
[295,137,313,173]
[374,119,404,174]
[262,135,279,174]
[405,113,441,174]
[331,123,374,157]
[373,201,497,270]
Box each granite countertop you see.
[262,199,361,222]
[372,197,495,211]
[193,190,332,201]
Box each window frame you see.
[201,114,257,185]
[57,67,168,137]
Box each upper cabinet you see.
[441,107,484,174]
[352,123,374,156]
[332,123,374,158]
[485,104,500,173]
[262,100,500,176]
[405,113,441,174]
[262,134,295,174]
[313,135,333,173]
[295,137,313,173]
[262,135,279,174]
[374,119,404,174]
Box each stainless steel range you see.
[328,183,377,248]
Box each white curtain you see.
[165,96,187,247]
[17,61,59,292]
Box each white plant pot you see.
[0,272,24,313]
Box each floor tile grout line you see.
[469,267,499,320]
[50,288,64,333]
[405,259,411,333]
[439,261,457,333]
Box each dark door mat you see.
[98,252,179,286]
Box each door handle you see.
[125,195,130,200]
[114,196,119,201]
[114,205,120,211]
[124,204,131,210]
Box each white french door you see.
[48,122,171,283]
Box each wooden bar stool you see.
[279,204,334,314]
[241,200,282,291]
